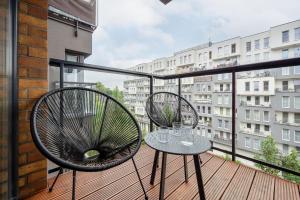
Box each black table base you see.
[150,151,206,200]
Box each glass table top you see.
[144,130,211,155]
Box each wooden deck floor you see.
[27,146,300,200]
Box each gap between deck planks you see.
[26,146,300,200]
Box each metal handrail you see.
[49,57,300,176]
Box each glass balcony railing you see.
[49,57,300,184]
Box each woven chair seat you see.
[31,87,141,172]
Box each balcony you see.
[213,135,232,145]
[239,129,271,137]
[239,100,272,108]
[26,146,300,200]
[194,98,212,104]
[275,88,296,93]
[275,120,300,127]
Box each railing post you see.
[178,78,182,121]
[59,63,64,89]
[150,76,154,132]
[231,72,236,161]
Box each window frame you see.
[263,111,270,122]
[294,130,300,143]
[294,96,300,109]
[245,137,251,148]
[282,96,290,108]
[282,129,290,141]
[282,30,289,43]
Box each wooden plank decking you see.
[27,146,300,200]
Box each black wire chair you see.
[145,92,199,183]
[30,87,148,200]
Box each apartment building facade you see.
[123,20,300,157]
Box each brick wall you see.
[17,0,48,198]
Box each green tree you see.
[111,86,124,103]
[95,82,124,102]
[254,136,281,176]
[281,149,300,184]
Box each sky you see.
[85,0,300,89]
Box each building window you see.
[246,110,251,120]
[295,97,300,109]
[263,81,269,91]
[224,120,229,129]
[282,129,290,141]
[247,123,251,128]
[218,119,222,128]
[245,82,250,91]
[220,84,224,91]
[245,137,251,148]
[255,54,260,62]
[282,49,289,59]
[254,81,259,91]
[247,96,251,101]
[295,113,300,124]
[282,112,289,123]
[255,96,260,105]
[247,55,251,63]
[264,96,269,102]
[282,30,289,43]
[294,66,300,74]
[282,67,290,75]
[295,47,300,57]
[207,129,211,138]
[224,96,229,105]
[201,128,205,137]
[218,96,222,104]
[282,96,290,108]
[231,44,236,53]
[255,39,260,50]
[255,124,260,133]
[246,42,251,52]
[263,52,270,61]
[295,131,300,143]
[253,139,261,150]
[218,47,223,56]
[202,106,205,113]
[225,83,230,91]
[209,51,212,59]
[283,144,289,154]
[220,108,224,116]
[226,108,230,116]
[224,73,229,80]
[264,125,270,132]
[254,110,260,121]
[282,81,289,91]
[263,111,270,122]
[264,37,270,48]
[224,45,230,55]
[295,27,300,40]
[217,74,222,80]
[208,107,211,114]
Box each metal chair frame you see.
[31,87,148,200]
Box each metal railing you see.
[49,57,300,176]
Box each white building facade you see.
[123,20,300,157]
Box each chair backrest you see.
[145,92,198,128]
[30,87,142,172]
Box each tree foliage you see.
[281,149,300,183]
[254,136,281,176]
[254,135,300,183]
[95,82,124,103]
